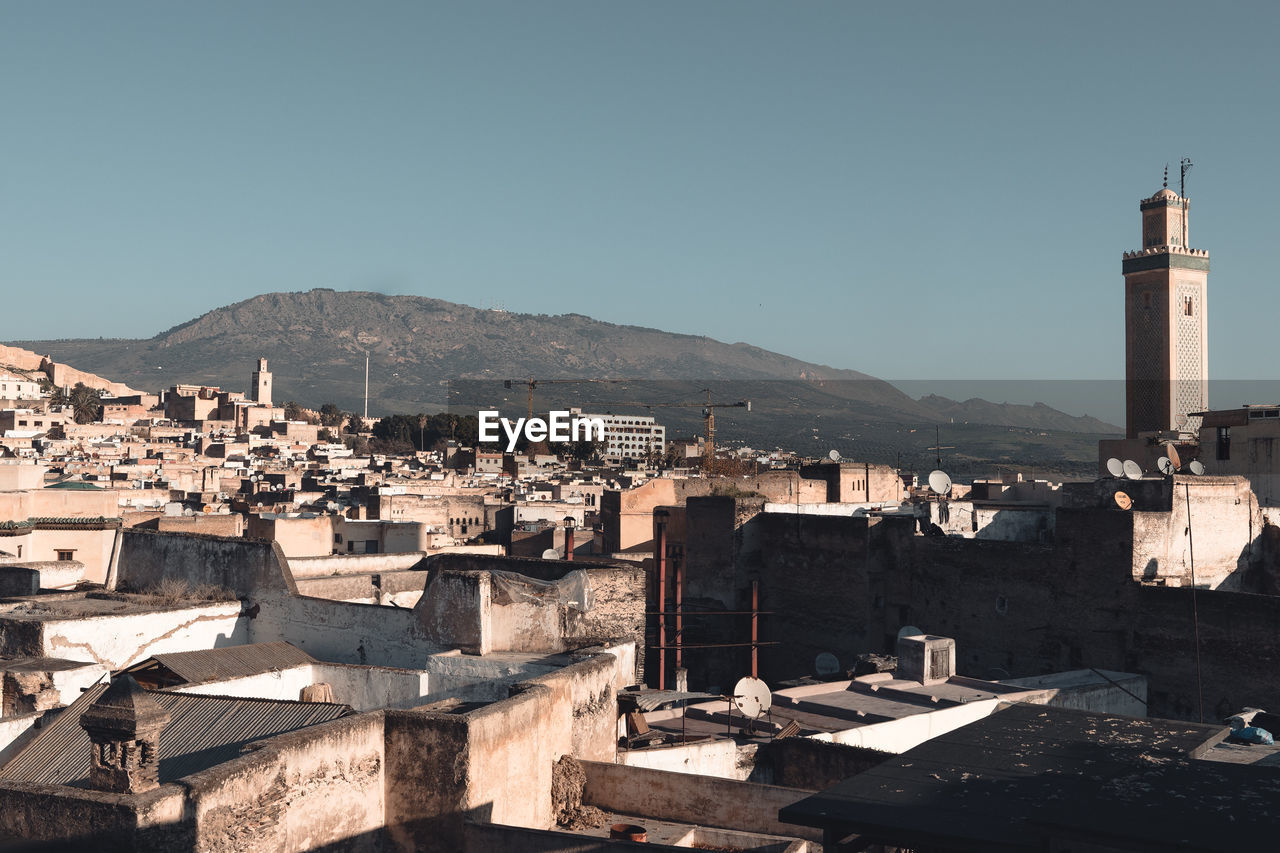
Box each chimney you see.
[79,675,170,794]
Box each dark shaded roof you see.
[45,481,104,490]
[1,682,351,786]
[779,703,1280,853]
[120,641,315,686]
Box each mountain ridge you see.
[7,289,1119,474]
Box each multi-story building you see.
[571,409,665,460]
[0,371,41,401]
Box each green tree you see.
[284,401,305,421]
[68,383,104,424]
[319,403,346,427]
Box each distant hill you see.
[10,289,1120,477]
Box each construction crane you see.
[502,377,643,422]
[594,390,751,471]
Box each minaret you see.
[1122,178,1210,438]
[79,675,170,794]
[251,357,272,405]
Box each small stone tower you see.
[251,357,272,405]
[79,675,170,794]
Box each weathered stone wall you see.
[115,529,296,596]
[752,736,893,790]
[288,552,426,579]
[38,600,248,669]
[515,650,625,762]
[0,778,188,852]
[251,590,432,668]
[182,713,386,853]
[580,760,820,842]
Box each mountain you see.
[8,290,1120,476]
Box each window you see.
[56,550,75,561]
[1185,296,1194,316]
[1142,291,1152,309]
[1217,427,1230,461]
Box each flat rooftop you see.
[0,592,238,622]
[636,671,1131,745]
[780,703,1280,852]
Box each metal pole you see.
[655,515,667,691]
[363,351,369,420]
[1185,484,1204,723]
[674,545,684,674]
[751,580,759,678]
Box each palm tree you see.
[68,383,103,424]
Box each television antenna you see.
[814,652,840,678]
[897,624,924,639]
[1157,456,1175,476]
[1166,442,1182,471]
[827,449,841,462]
[1189,460,1206,475]
[1115,491,1133,510]
[540,548,559,560]
[1122,459,1144,480]
[1179,157,1193,247]
[928,470,952,496]
[1106,458,1124,478]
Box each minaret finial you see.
[1163,163,1168,189]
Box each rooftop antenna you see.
[363,350,370,420]
[1180,156,1193,247]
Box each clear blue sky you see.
[3,1,1277,387]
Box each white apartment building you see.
[571,409,666,460]
[0,372,42,401]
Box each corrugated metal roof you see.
[618,689,723,712]
[1,683,351,786]
[122,641,316,685]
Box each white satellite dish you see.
[541,548,559,560]
[1122,459,1143,480]
[1106,457,1124,478]
[1189,460,1205,475]
[814,652,840,677]
[897,624,924,639]
[927,470,952,495]
[828,449,841,462]
[1157,456,1174,475]
[731,676,772,719]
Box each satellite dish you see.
[731,676,772,719]
[1189,460,1205,475]
[828,449,841,462]
[1106,457,1124,478]
[541,548,559,560]
[1114,491,1133,510]
[927,470,952,495]
[814,652,840,677]
[1157,457,1174,475]
[1122,459,1143,480]
[898,624,924,639]
[1166,443,1182,470]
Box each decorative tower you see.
[1122,176,1210,438]
[79,675,170,794]
[251,357,272,405]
